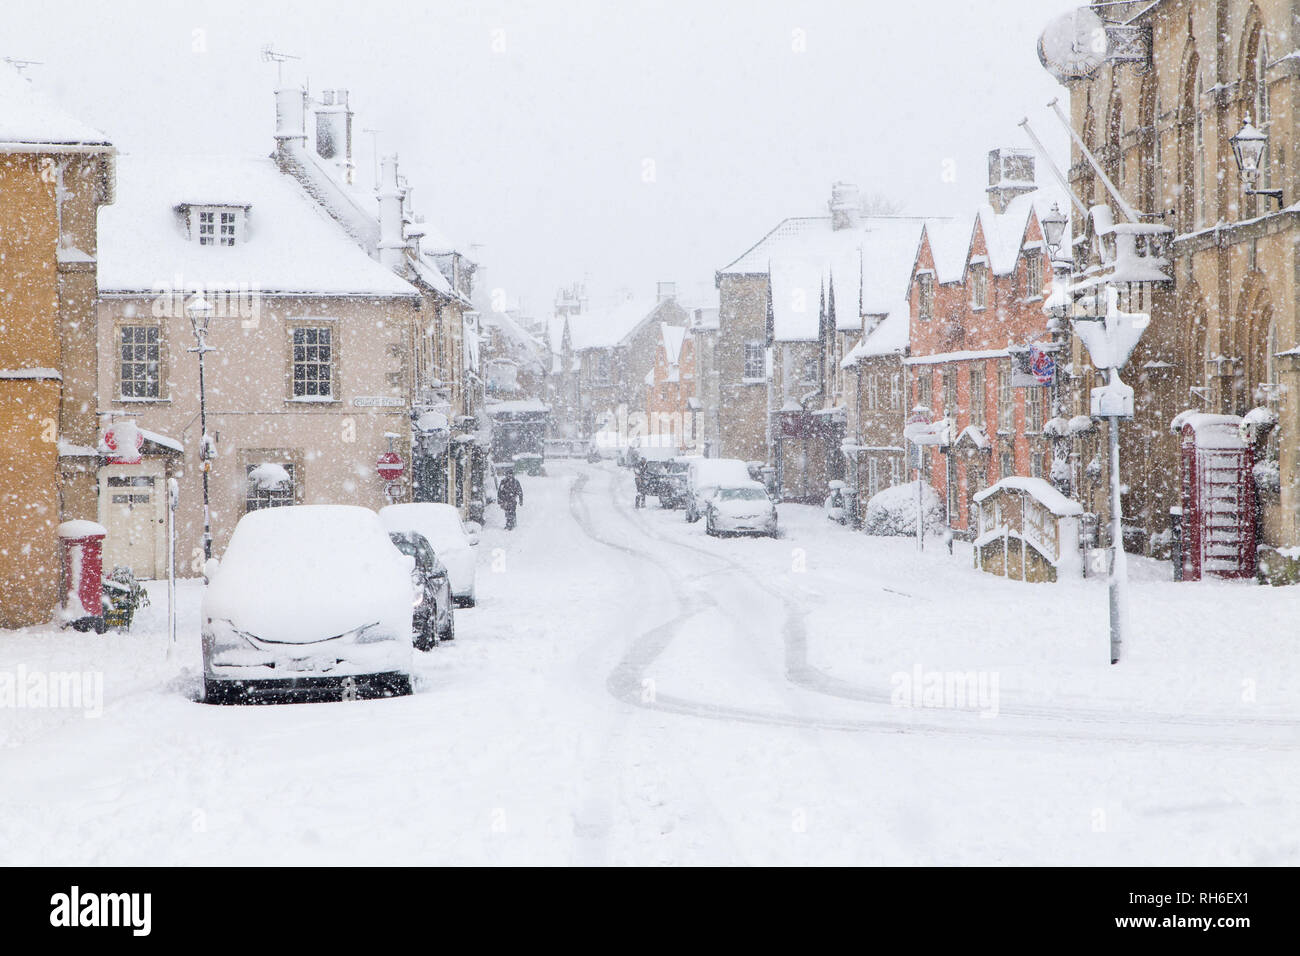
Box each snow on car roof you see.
[99,153,421,297]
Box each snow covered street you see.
[2,461,1297,866]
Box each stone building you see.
[0,67,115,627]
[95,153,422,574]
[1043,0,1300,563]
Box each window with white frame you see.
[192,205,245,246]
[969,365,985,428]
[743,342,765,380]
[997,363,1013,432]
[292,326,334,398]
[1025,251,1043,300]
[1025,385,1047,433]
[119,325,161,399]
[245,462,295,512]
[970,263,989,310]
[867,457,880,498]
[918,273,934,320]
[889,455,902,486]
[865,372,879,410]
[889,372,902,410]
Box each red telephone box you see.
[1177,415,1255,581]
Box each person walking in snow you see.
[633,457,648,509]
[498,471,523,530]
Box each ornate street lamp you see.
[1041,202,1068,257]
[186,294,217,561]
[1230,116,1282,205]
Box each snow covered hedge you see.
[864,481,944,537]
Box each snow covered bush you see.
[864,480,943,537]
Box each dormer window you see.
[183,204,248,247]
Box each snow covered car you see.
[705,481,779,537]
[380,503,480,607]
[202,505,414,704]
[684,457,753,522]
[388,530,455,649]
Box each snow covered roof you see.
[1169,411,1246,448]
[569,296,660,350]
[720,215,930,277]
[726,216,926,341]
[841,303,909,367]
[769,255,825,341]
[923,219,976,284]
[660,323,687,365]
[99,154,420,297]
[0,65,111,148]
[973,475,1082,516]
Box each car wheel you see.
[440,608,456,642]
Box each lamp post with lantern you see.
[1231,116,1283,207]
[186,294,217,561]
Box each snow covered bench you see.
[972,477,1082,582]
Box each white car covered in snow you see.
[684,457,754,522]
[705,480,779,538]
[202,505,414,704]
[380,503,480,607]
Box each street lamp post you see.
[1071,286,1149,665]
[186,295,217,561]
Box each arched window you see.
[1138,71,1158,213]
[1177,46,1200,232]
[1194,75,1207,227]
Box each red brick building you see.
[646,322,699,451]
[907,162,1062,535]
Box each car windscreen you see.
[719,487,768,501]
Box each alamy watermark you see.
[0,665,103,718]
[890,663,999,718]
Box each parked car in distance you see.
[705,481,779,538]
[380,503,480,607]
[642,456,693,509]
[684,458,753,523]
[202,505,414,704]
[388,530,455,648]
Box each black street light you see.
[186,294,217,561]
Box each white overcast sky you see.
[12,0,1080,314]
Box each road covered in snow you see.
[2,460,1297,865]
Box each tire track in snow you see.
[574,465,1300,751]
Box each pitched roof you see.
[98,153,419,296]
[568,296,660,350]
[660,323,687,364]
[0,65,111,148]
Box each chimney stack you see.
[986,148,1036,214]
[829,182,861,230]
[377,154,407,273]
[274,87,307,168]
[314,89,354,182]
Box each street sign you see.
[376,452,404,482]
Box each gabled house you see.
[95,153,422,576]
[567,284,689,442]
[905,153,1061,536]
[645,322,699,452]
[715,181,929,500]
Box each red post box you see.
[57,520,108,633]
